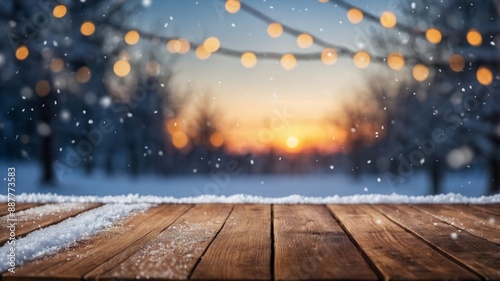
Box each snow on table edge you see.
[0,193,499,204]
[0,203,152,273]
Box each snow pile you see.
[2,192,499,204]
[0,203,151,272]
[1,203,90,223]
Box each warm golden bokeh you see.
[267,23,283,38]
[466,29,482,47]
[210,132,225,148]
[35,80,50,97]
[380,11,397,28]
[448,54,465,72]
[76,66,91,83]
[172,131,189,149]
[476,66,493,85]
[52,4,67,18]
[225,0,240,14]
[425,28,442,44]
[347,8,363,24]
[280,54,297,70]
[321,48,337,65]
[15,45,29,61]
[387,52,405,70]
[113,60,131,77]
[203,37,220,53]
[297,33,313,49]
[50,58,64,73]
[166,118,181,134]
[195,45,211,60]
[286,136,299,149]
[241,52,257,68]
[80,21,95,36]
[412,64,429,81]
[353,51,370,69]
[124,30,140,45]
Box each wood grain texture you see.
[375,204,500,280]
[274,204,377,281]
[328,204,479,280]
[0,203,100,245]
[99,204,233,280]
[418,204,500,244]
[0,203,41,216]
[191,204,271,280]
[468,204,500,216]
[3,204,191,281]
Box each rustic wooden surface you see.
[1,203,499,280]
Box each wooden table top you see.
[1,203,499,280]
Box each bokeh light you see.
[476,66,493,85]
[203,37,220,53]
[286,136,299,149]
[80,21,95,36]
[280,54,297,70]
[50,58,64,73]
[35,80,50,97]
[321,48,337,65]
[15,45,29,61]
[347,8,363,24]
[172,131,189,149]
[380,11,397,28]
[124,30,140,45]
[448,54,465,72]
[412,64,429,81]
[353,51,370,69]
[210,132,225,148]
[195,45,211,60]
[225,0,240,14]
[241,52,257,68]
[76,66,91,83]
[52,4,67,18]
[267,23,283,38]
[466,29,482,47]
[425,28,442,44]
[113,60,131,77]
[297,33,313,49]
[387,52,405,70]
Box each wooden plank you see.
[469,204,500,216]
[418,204,500,244]
[0,203,100,245]
[191,204,271,280]
[375,204,500,280]
[0,203,41,216]
[328,204,479,280]
[3,204,192,281]
[98,204,233,280]
[274,204,377,280]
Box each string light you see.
[347,8,363,24]
[466,29,482,47]
[15,45,29,61]
[448,54,464,72]
[425,28,442,44]
[267,23,283,38]
[380,11,397,28]
[225,0,240,14]
[321,48,337,65]
[124,30,140,45]
[353,51,370,68]
[195,45,211,60]
[476,66,492,85]
[52,4,67,18]
[113,60,131,77]
[203,37,220,53]
[412,64,429,81]
[210,132,225,148]
[80,21,95,36]
[297,33,313,49]
[241,52,257,68]
[172,131,189,149]
[387,52,405,70]
[280,54,297,70]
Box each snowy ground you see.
[1,162,498,203]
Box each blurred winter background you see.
[0,0,499,197]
